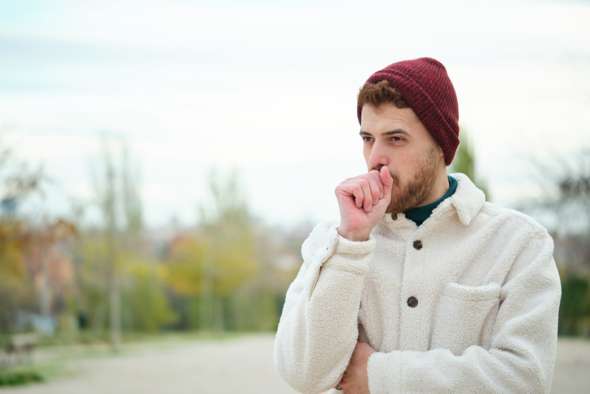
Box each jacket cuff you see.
[305,223,376,299]
[317,224,376,275]
[334,229,377,255]
[367,351,402,393]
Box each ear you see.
[437,145,444,161]
[434,145,446,167]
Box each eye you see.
[361,136,373,143]
[390,136,404,143]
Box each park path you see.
[1,334,588,393]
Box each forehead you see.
[360,103,425,137]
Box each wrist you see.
[337,226,370,242]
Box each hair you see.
[357,80,409,113]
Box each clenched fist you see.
[335,340,375,393]
[335,166,394,241]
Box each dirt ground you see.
[0,334,588,393]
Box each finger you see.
[358,179,372,211]
[337,181,364,209]
[351,183,364,209]
[367,171,384,201]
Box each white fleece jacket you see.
[273,172,562,394]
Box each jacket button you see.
[407,296,418,307]
[413,240,422,250]
[392,213,398,220]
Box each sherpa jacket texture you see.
[273,172,562,394]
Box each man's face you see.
[359,102,445,215]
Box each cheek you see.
[390,163,408,185]
[394,156,419,178]
[394,170,415,192]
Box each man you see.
[273,57,562,394]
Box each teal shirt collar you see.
[403,175,458,227]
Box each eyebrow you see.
[359,129,410,137]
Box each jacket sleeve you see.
[273,220,377,393]
[367,228,562,394]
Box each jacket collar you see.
[379,171,486,229]
[447,172,487,226]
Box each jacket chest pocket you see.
[430,281,501,356]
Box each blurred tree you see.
[195,166,258,332]
[0,142,76,337]
[22,219,77,320]
[91,134,122,350]
[164,235,207,296]
[0,145,47,218]
[519,149,590,260]
[121,253,177,333]
[162,234,208,330]
[73,235,110,338]
[517,147,590,336]
[448,128,492,201]
[558,273,590,336]
[0,226,31,334]
[72,135,180,341]
[86,135,147,347]
[120,143,144,249]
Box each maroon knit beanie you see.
[357,57,460,166]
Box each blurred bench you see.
[1,333,39,367]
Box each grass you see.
[0,357,65,387]
[0,367,44,387]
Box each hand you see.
[335,340,376,393]
[335,166,393,241]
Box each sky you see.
[1,0,589,231]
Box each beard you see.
[386,146,440,215]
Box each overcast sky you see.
[1,0,589,230]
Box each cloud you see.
[1,0,589,228]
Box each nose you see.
[368,145,390,172]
